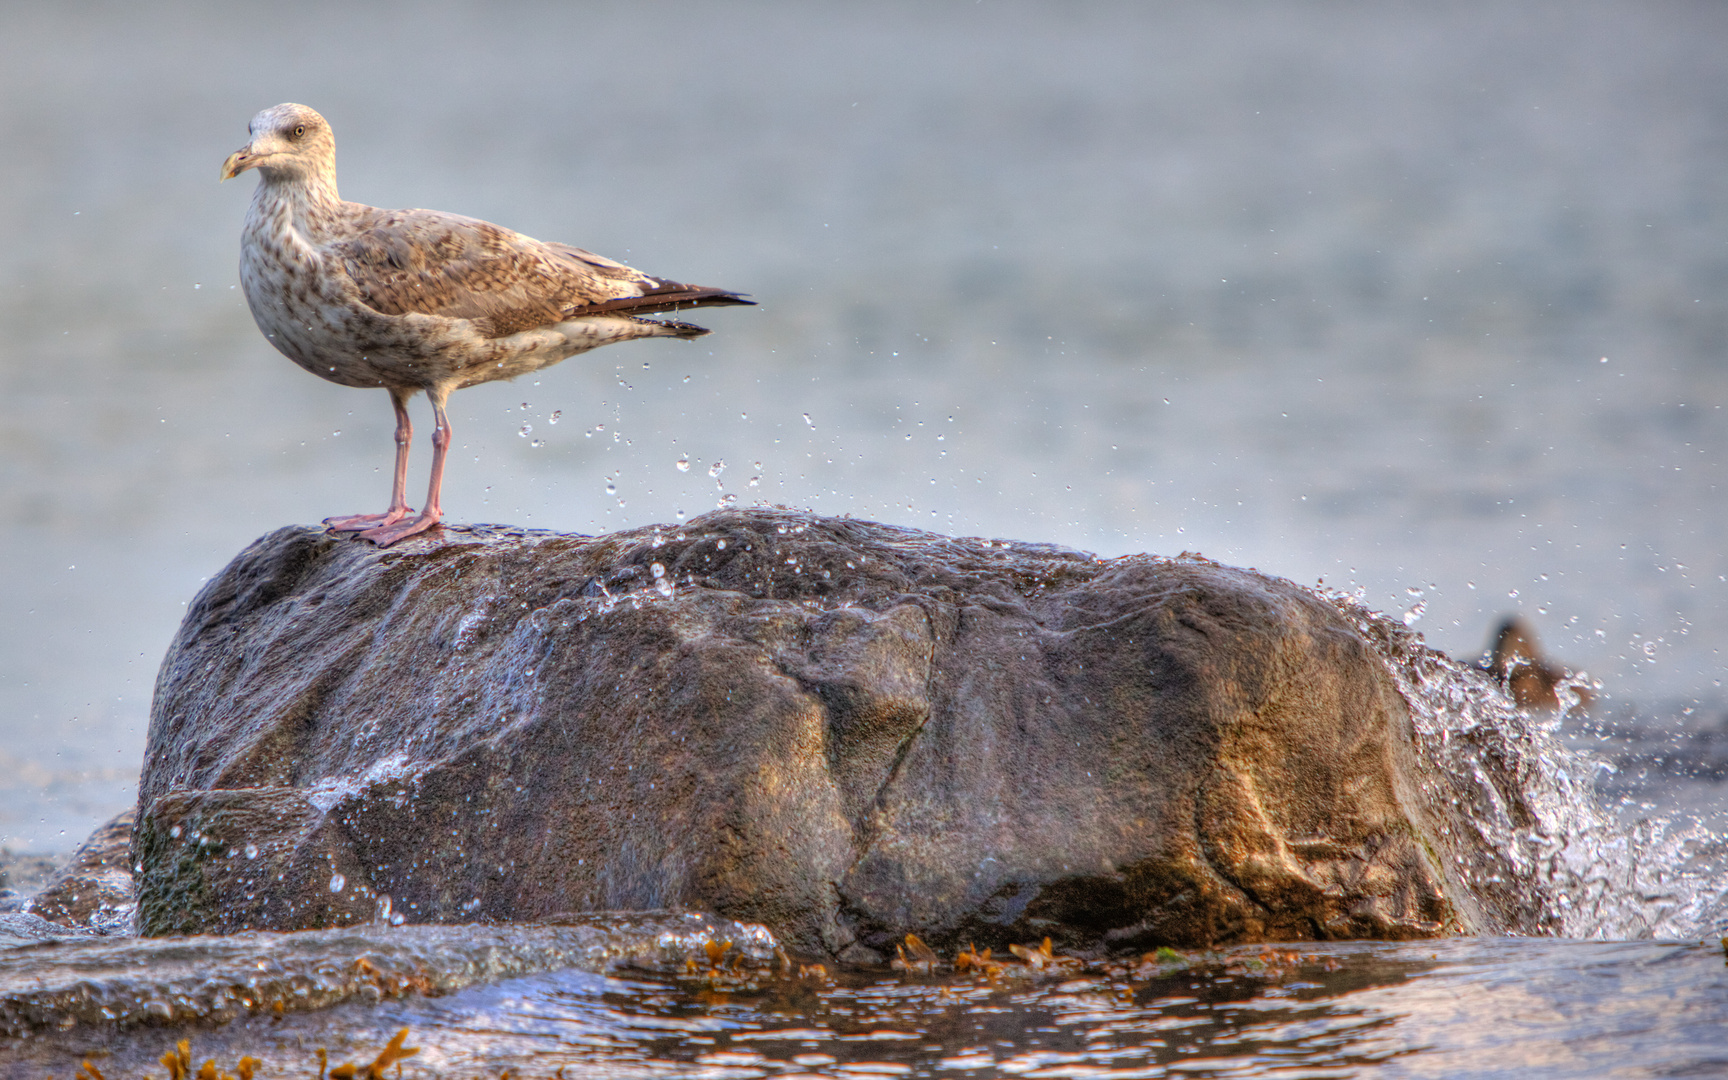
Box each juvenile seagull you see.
[221,103,752,546]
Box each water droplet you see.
[677,455,691,471]
[329,873,346,893]
[718,493,737,507]
[605,481,617,495]
[802,412,815,428]
[709,460,726,479]
[1402,600,1427,627]
[716,539,727,549]
[651,562,666,579]
[520,402,530,410]
[675,508,686,520]
[244,843,259,859]
[518,422,532,437]
[1508,588,1519,599]
[530,438,543,448]
[548,410,561,425]
[749,475,760,488]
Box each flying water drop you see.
[1402,586,1426,626]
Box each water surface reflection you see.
[8,937,1723,1078]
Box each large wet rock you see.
[134,509,1536,956]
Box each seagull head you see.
[220,103,336,184]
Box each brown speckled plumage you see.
[222,102,752,545]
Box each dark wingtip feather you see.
[579,284,756,318]
[692,290,756,307]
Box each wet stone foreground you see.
[121,508,1554,958]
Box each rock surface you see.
[26,809,135,932]
[134,509,1536,956]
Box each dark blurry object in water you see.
[26,808,133,932]
[1482,617,1593,714]
[220,103,752,547]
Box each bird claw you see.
[357,514,441,547]
[325,510,411,532]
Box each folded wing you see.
[333,206,751,338]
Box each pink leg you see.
[326,388,417,532]
[361,387,450,546]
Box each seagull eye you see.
[292,125,306,139]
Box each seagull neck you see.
[254,172,342,236]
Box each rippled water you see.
[6,932,1725,1079]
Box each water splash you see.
[1319,586,1727,939]
[1402,585,1426,627]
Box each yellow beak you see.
[220,146,255,182]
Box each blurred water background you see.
[1,0,1725,861]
